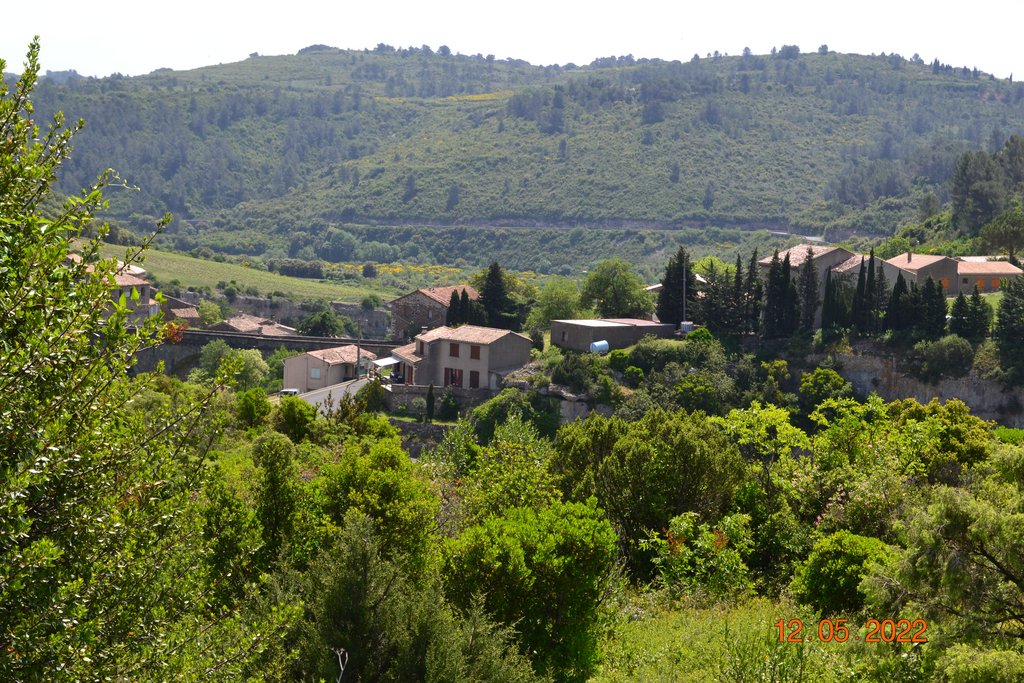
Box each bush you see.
[551,352,595,393]
[608,348,630,372]
[623,365,644,388]
[912,334,975,382]
[437,387,460,421]
[236,387,271,427]
[354,379,386,412]
[642,512,753,599]
[272,396,317,442]
[791,530,894,615]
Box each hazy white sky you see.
[3,1,1023,80]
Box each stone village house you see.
[388,324,532,390]
[389,285,478,341]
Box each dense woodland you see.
[12,41,1024,273]
[8,40,1024,683]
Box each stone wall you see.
[829,351,1024,427]
[387,418,452,458]
[384,383,492,412]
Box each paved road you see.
[299,378,368,414]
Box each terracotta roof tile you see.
[308,345,377,365]
[417,324,529,345]
[885,253,952,271]
[758,244,842,268]
[957,261,1023,275]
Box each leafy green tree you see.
[298,308,359,337]
[581,257,654,319]
[526,275,584,329]
[252,432,300,565]
[792,530,894,615]
[642,512,753,599]
[866,446,1024,662]
[273,395,318,442]
[444,499,617,681]
[0,41,289,679]
[952,149,1008,233]
[553,409,747,572]
[982,201,1024,264]
[656,246,698,327]
[798,367,853,417]
[198,297,224,325]
[995,275,1024,380]
[237,386,272,426]
[281,513,540,683]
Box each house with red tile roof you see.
[954,258,1023,294]
[388,324,531,390]
[389,285,479,340]
[207,313,297,336]
[282,345,378,393]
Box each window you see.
[963,277,969,284]
[418,341,424,355]
[469,370,480,388]
[310,367,321,379]
[561,331,567,342]
[992,278,1001,290]
[450,342,460,357]
[444,367,463,388]
[470,345,480,360]
[940,278,950,292]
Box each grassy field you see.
[98,244,399,303]
[591,595,921,682]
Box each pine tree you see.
[995,277,1024,378]
[966,285,994,341]
[948,292,971,339]
[797,247,819,332]
[480,262,512,329]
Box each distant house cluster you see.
[207,313,297,337]
[760,244,1023,313]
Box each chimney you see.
[907,251,912,263]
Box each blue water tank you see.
[589,340,610,354]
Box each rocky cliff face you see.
[831,352,1024,427]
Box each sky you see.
[3,1,1024,80]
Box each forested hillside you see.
[21,44,1024,269]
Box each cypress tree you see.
[762,250,783,338]
[797,247,819,332]
[920,277,948,340]
[446,289,462,325]
[864,252,877,332]
[851,258,867,334]
[745,249,762,335]
[731,254,745,333]
[885,272,911,332]
[872,255,888,333]
[781,253,800,335]
[656,246,697,327]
